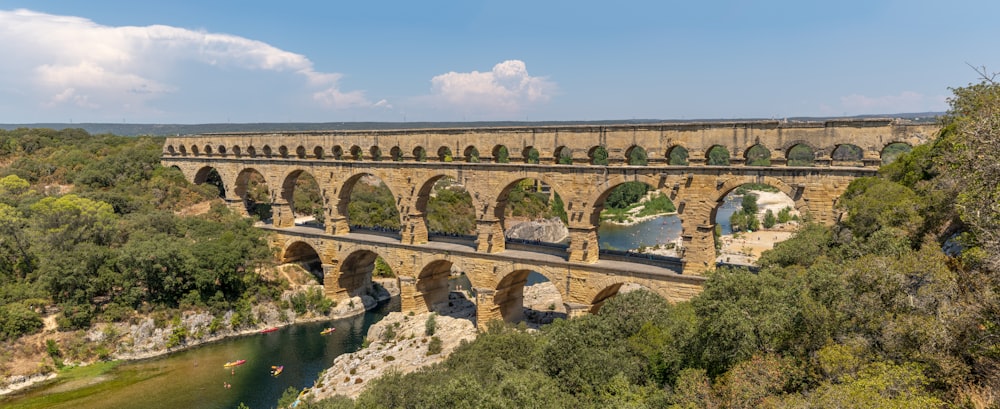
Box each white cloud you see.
[837,91,948,114]
[430,60,555,113]
[0,9,380,119]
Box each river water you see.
[596,196,739,251]
[3,300,398,409]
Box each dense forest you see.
[0,130,277,340]
[283,81,1000,408]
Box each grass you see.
[1,361,165,409]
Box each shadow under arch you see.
[193,165,226,198]
[832,143,864,166]
[234,167,272,221]
[493,269,566,324]
[281,240,325,283]
[336,249,389,299]
[415,259,477,322]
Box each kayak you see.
[223,359,246,368]
[320,327,335,335]
[272,365,284,376]
[260,327,279,334]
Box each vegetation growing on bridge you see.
[293,79,1000,408]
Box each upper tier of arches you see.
[162,121,937,168]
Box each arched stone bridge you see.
[162,119,938,320]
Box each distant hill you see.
[0,113,941,136]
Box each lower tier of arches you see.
[268,227,705,328]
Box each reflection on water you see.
[3,299,398,409]
[598,215,682,251]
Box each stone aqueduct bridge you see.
[162,119,937,322]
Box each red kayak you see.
[260,327,279,334]
[223,359,246,368]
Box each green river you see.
[2,300,397,409]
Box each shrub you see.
[427,336,443,355]
[46,339,64,369]
[425,313,437,336]
[382,326,396,342]
[763,209,776,228]
[0,303,43,340]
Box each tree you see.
[591,146,609,165]
[628,146,648,165]
[763,209,776,228]
[708,146,730,165]
[938,75,1000,271]
[29,194,117,250]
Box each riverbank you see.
[0,276,400,397]
[303,310,478,402]
[603,210,679,227]
[715,189,800,265]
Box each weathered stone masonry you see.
[162,119,937,322]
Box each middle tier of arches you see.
[173,158,865,274]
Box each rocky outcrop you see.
[304,311,477,401]
[505,217,569,243]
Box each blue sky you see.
[0,1,997,123]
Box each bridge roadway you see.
[264,224,705,323]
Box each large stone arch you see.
[492,267,568,323]
[832,143,864,163]
[406,172,464,244]
[278,168,324,228]
[280,240,326,283]
[584,174,665,226]
[331,170,403,235]
[583,274,682,311]
[234,167,274,220]
[710,176,803,215]
[415,259,455,314]
[743,143,772,166]
[488,173,566,220]
[328,248,386,300]
[193,165,226,198]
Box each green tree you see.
[526,147,540,164]
[745,144,771,166]
[591,146,609,165]
[29,194,117,250]
[707,146,730,166]
[495,145,509,163]
[763,209,776,228]
[628,146,648,165]
[668,146,689,165]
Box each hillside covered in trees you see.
[0,130,278,342]
[284,81,1000,408]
